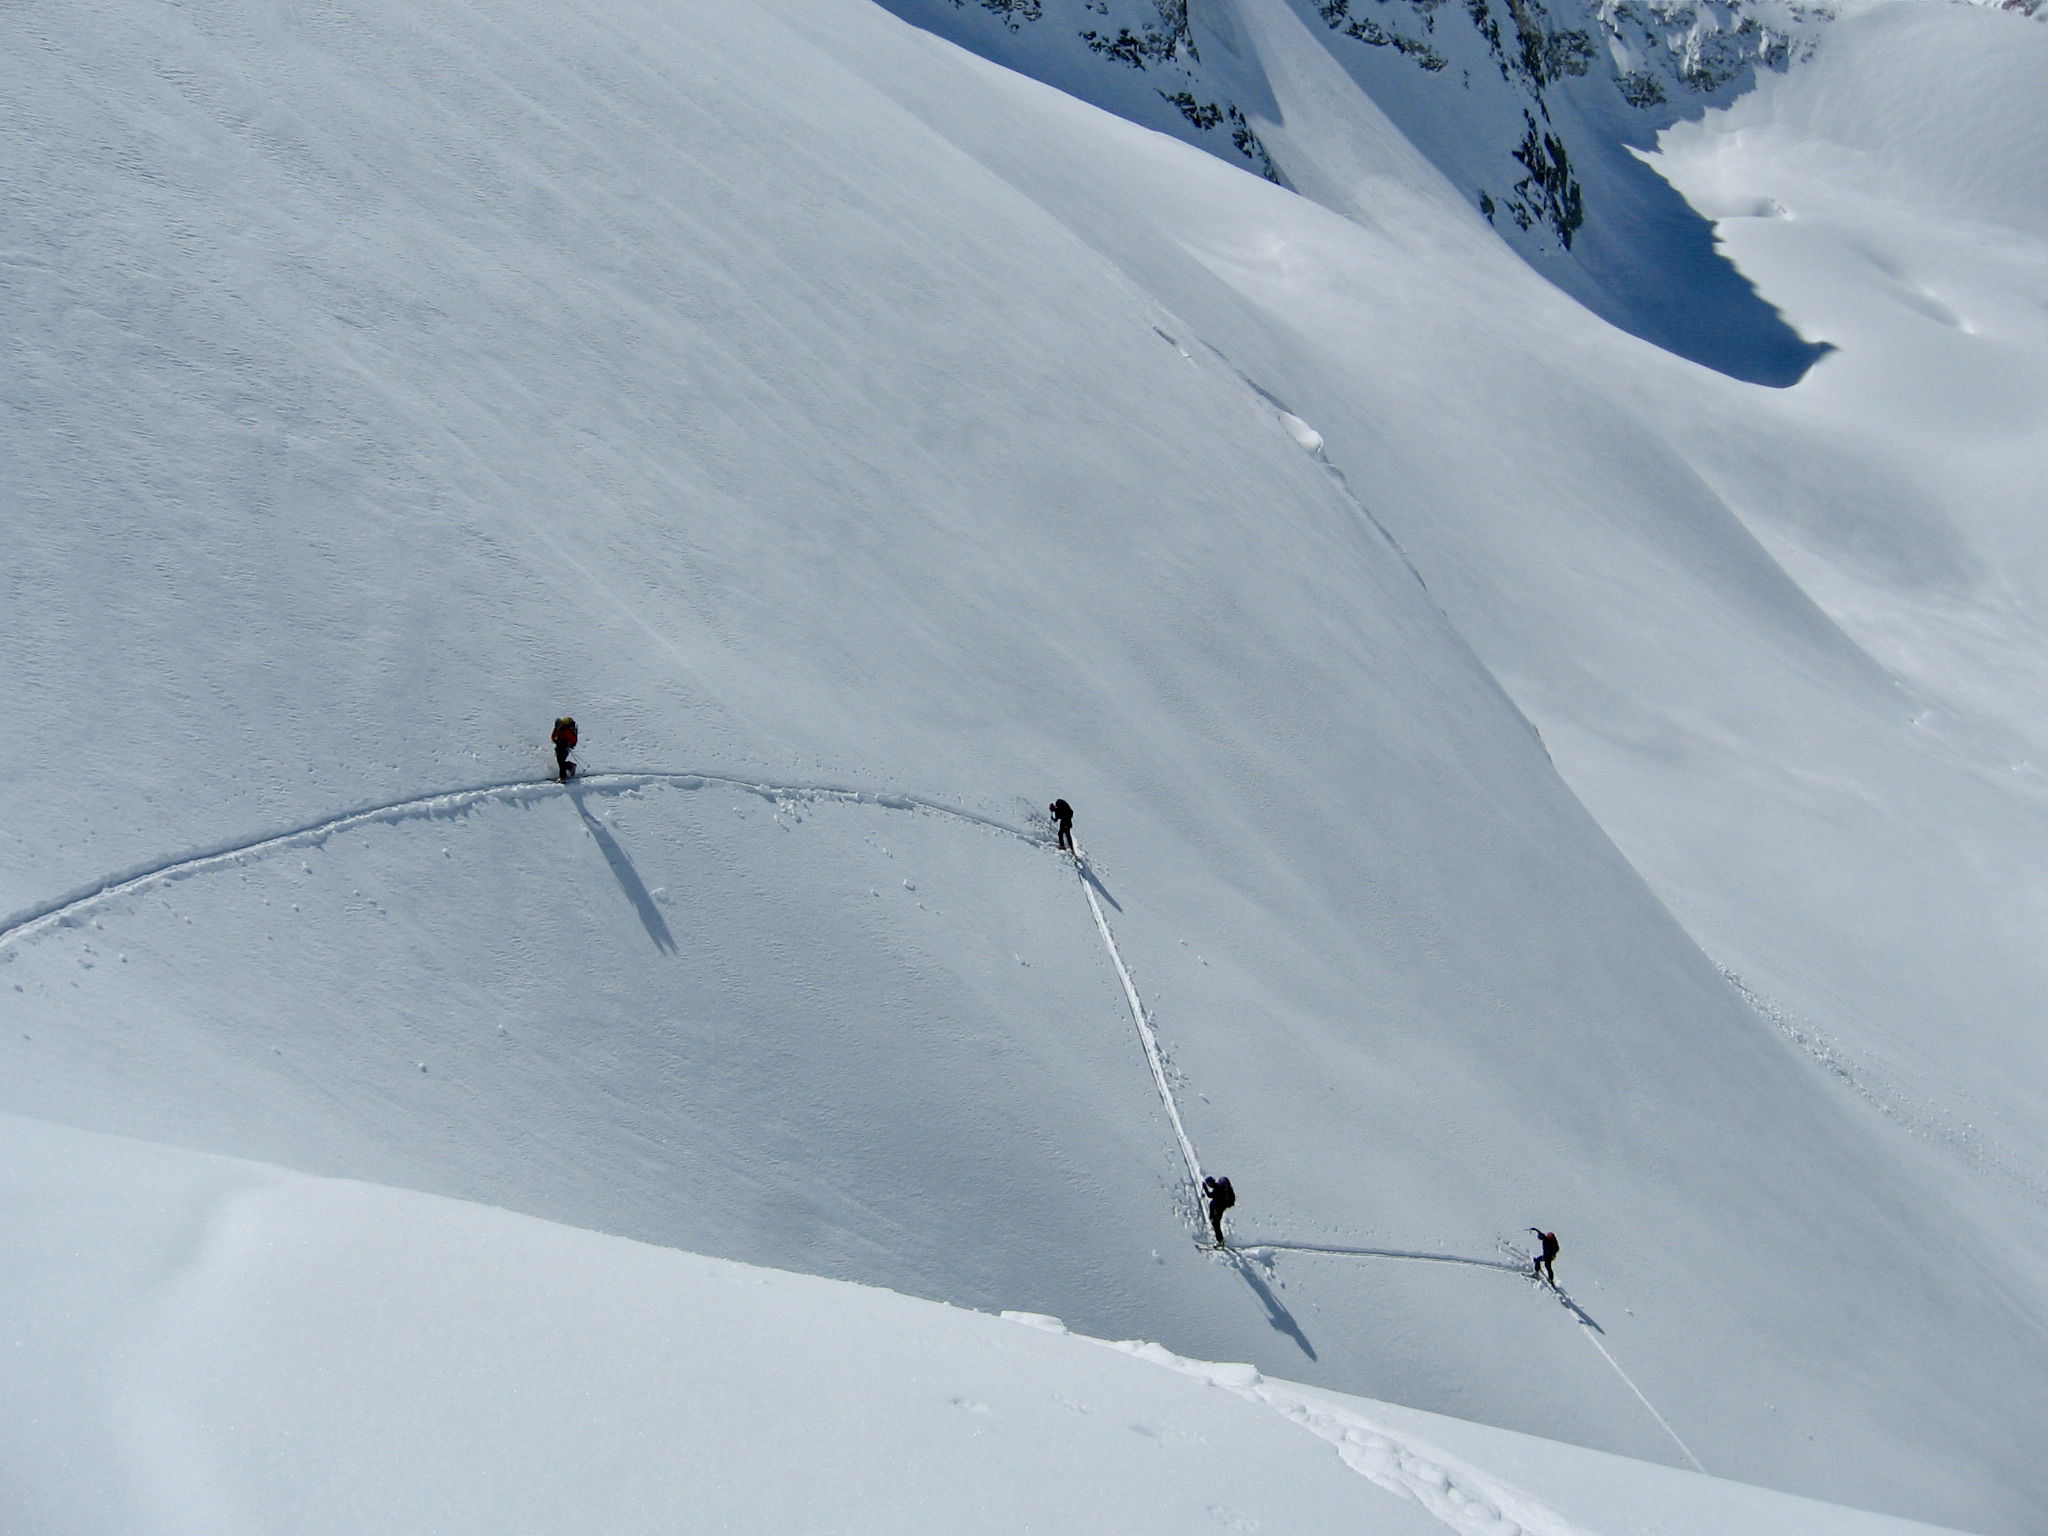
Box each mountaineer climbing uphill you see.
[1050,798,1074,854]
[552,716,579,783]
[1203,1174,1236,1248]
[1530,1228,1559,1286]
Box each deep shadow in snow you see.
[568,784,678,954]
[1557,139,1832,388]
[1228,1251,1318,1361]
[1546,1282,1604,1334]
[1077,858,1122,913]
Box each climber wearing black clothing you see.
[1530,1228,1559,1286]
[551,716,579,783]
[1203,1175,1236,1248]
[1050,798,1074,853]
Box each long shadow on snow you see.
[1076,858,1122,912]
[1227,1251,1318,1360]
[1547,1283,1603,1334]
[568,783,678,954]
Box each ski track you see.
[1577,1325,1708,1475]
[1077,868,1206,1195]
[0,769,1037,953]
[1238,1241,1524,1273]
[3,765,1707,1498]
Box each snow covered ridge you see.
[0,1113,1969,1536]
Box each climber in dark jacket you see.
[1050,798,1074,853]
[1203,1174,1236,1248]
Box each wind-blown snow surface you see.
[2,0,2045,1529]
[0,1114,1968,1536]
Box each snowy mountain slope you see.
[802,0,2048,1214]
[1635,8,2048,1154]
[0,1115,1445,1536]
[792,23,2048,1518]
[1366,0,2048,1206]
[0,1113,1973,1536]
[2,0,2044,1530]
